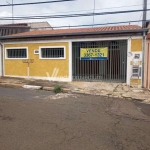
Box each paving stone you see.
[144,98,150,104]
[132,90,144,93]
[113,92,124,96]
[23,85,42,90]
[123,86,130,92]
[43,87,53,91]
[63,88,71,93]
[122,92,148,101]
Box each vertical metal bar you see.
[120,43,122,82]
[121,42,123,82]
[117,42,119,81]
[112,44,114,81]
[109,44,112,82]
[116,42,118,82]
[120,42,122,82]
[75,43,77,80]
[78,44,80,80]
[72,43,74,80]
[92,42,94,81]
[85,44,86,81]
[123,42,125,82]
[123,42,126,82]
[14,49,15,58]
[79,43,81,80]
[124,41,127,82]
[146,43,149,88]
[104,42,106,81]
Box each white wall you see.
[126,37,143,86]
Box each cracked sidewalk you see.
[0,77,150,103]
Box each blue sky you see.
[0,0,149,28]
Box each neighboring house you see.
[144,22,150,89]
[0,25,148,87]
[27,22,52,31]
[145,33,150,89]
[0,21,52,36]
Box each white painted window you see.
[5,47,28,59]
[39,46,66,59]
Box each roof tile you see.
[7,25,141,37]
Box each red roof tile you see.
[8,25,141,37]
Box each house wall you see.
[4,42,69,81]
[28,22,52,31]
[127,38,143,86]
[3,36,143,84]
[144,39,150,89]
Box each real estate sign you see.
[80,47,108,60]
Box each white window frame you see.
[39,46,66,60]
[5,47,28,60]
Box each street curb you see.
[0,83,148,102]
[0,83,24,88]
[23,85,42,90]
[42,86,71,93]
[0,83,72,94]
[42,87,53,91]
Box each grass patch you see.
[53,85,62,94]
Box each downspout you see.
[142,31,146,88]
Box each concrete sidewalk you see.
[0,77,150,103]
[0,77,71,92]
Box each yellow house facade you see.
[4,42,70,81]
[0,25,148,86]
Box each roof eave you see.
[1,28,148,40]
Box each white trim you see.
[69,41,72,81]
[39,46,66,60]
[5,47,28,60]
[4,75,71,82]
[126,38,131,85]
[2,36,143,45]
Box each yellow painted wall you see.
[4,42,69,78]
[130,61,142,65]
[131,39,142,52]
[130,79,141,85]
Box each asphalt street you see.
[0,86,150,150]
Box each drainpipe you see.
[142,31,146,88]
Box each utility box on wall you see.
[131,54,141,78]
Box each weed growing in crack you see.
[53,86,62,94]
